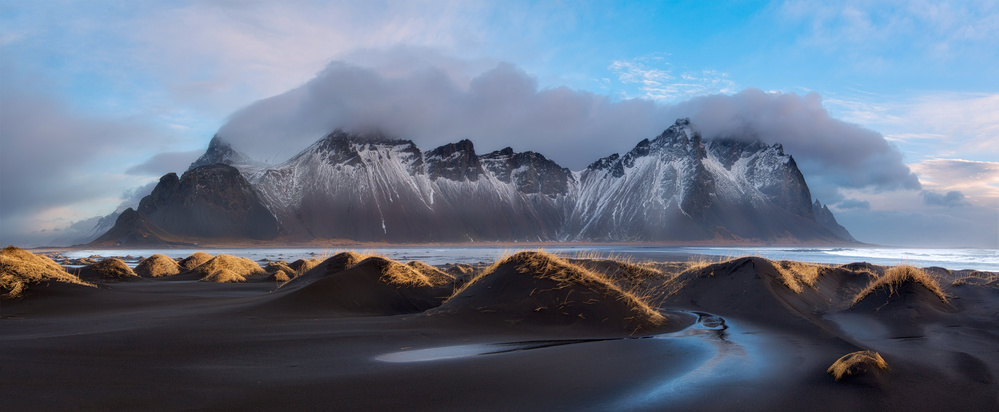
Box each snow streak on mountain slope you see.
[112,118,854,244]
[248,130,571,242]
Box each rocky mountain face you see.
[96,164,279,244]
[90,208,188,247]
[813,200,857,242]
[96,118,857,244]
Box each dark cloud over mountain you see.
[217,53,921,205]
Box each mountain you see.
[114,164,279,241]
[249,130,570,242]
[90,208,191,247]
[564,119,825,241]
[188,136,256,171]
[96,118,857,245]
[813,200,857,242]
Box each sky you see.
[1,0,997,248]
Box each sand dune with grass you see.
[433,251,671,333]
[2,248,997,411]
[135,254,182,278]
[74,258,139,281]
[0,246,93,298]
[267,255,454,315]
[193,254,266,282]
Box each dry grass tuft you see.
[371,257,451,287]
[134,254,181,277]
[827,350,889,381]
[773,260,827,293]
[444,263,476,276]
[325,251,369,274]
[179,252,213,271]
[265,261,296,276]
[405,261,454,286]
[1,246,94,298]
[289,258,322,274]
[459,250,665,325]
[88,258,138,279]
[200,269,246,283]
[952,271,999,288]
[271,270,291,283]
[852,264,948,306]
[192,254,265,279]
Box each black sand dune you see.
[2,248,997,410]
[73,258,140,282]
[433,251,676,333]
[266,255,454,315]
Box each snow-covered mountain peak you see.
[426,139,483,181]
[188,135,256,171]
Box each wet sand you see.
[2,254,997,411]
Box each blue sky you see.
[1,0,997,247]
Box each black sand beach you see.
[2,248,997,411]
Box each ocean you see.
[59,245,999,272]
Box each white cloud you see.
[609,56,737,102]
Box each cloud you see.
[218,57,667,167]
[609,55,738,102]
[837,198,871,210]
[909,159,999,204]
[666,89,922,195]
[921,190,969,207]
[218,51,922,207]
[0,65,161,244]
[126,150,203,176]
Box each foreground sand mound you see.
[432,251,665,332]
[134,254,181,277]
[76,258,139,281]
[273,252,370,289]
[655,257,869,332]
[269,256,454,315]
[200,269,245,283]
[828,350,889,382]
[324,252,368,274]
[193,254,265,281]
[852,265,948,306]
[289,258,322,273]
[849,265,954,338]
[403,261,454,286]
[271,270,291,283]
[1,246,94,298]
[178,252,213,271]
[265,261,296,275]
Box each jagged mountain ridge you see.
[98,118,855,244]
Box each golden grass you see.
[134,254,181,277]
[179,252,213,271]
[952,271,999,287]
[1,246,94,298]
[454,250,665,325]
[444,263,476,276]
[88,258,138,279]
[773,260,827,294]
[200,269,246,283]
[374,258,451,287]
[851,264,948,306]
[325,251,369,273]
[289,258,322,275]
[827,350,888,381]
[265,261,296,275]
[272,270,291,283]
[405,261,454,286]
[192,254,265,279]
